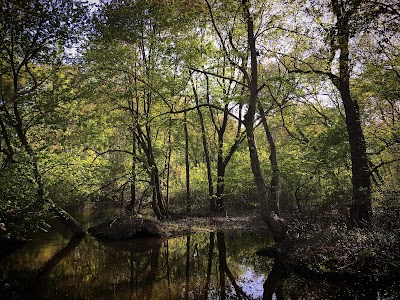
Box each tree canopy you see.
[1,0,399,242]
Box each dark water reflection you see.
[1,228,399,299]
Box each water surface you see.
[1,227,399,299]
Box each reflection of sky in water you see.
[3,229,399,300]
[239,265,266,299]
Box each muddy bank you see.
[88,214,269,240]
[162,214,270,235]
[88,216,167,240]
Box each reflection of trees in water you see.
[5,231,400,299]
[101,239,162,300]
[204,232,214,299]
[217,231,251,300]
[3,234,85,300]
[36,234,85,278]
[262,261,288,300]
[31,235,164,299]
[262,259,400,300]
[137,245,160,300]
[185,235,190,300]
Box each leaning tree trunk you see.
[242,0,287,243]
[0,116,14,164]
[244,119,287,242]
[333,0,371,227]
[146,131,166,217]
[150,163,165,219]
[339,79,371,227]
[13,104,84,235]
[216,104,246,215]
[259,103,280,214]
[136,122,166,219]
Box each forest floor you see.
[271,207,400,283]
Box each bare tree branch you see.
[190,67,248,88]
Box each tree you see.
[352,8,400,195]
[87,0,206,218]
[241,0,287,241]
[201,0,288,242]
[283,0,399,227]
[330,0,371,228]
[0,0,88,236]
[191,71,246,214]
[259,102,280,213]
[191,75,215,212]
[183,98,191,213]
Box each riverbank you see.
[160,209,400,282]
[162,214,270,236]
[3,206,400,284]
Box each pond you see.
[1,226,399,299]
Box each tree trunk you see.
[244,120,287,242]
[128,75,139,213]
[332,0,371,227]
[49,205,85,236]
[12,103,84,235]
[150,164,164,219]
[165,117,172,217]
[0,116,14,164]
[215,105,229,213]
[216,132,246,215]
[217,105,246,215]
[339,81,371,227]
[136,122,166,219]
[259,103,280,214]
[242,0,287,243]
[193,82,215,212]
[215,130,225,213]
[184,104,191,214]
[146,122,166,216]
[216,160,226,213]
[128,129,136,213]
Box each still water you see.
[1,227,399,299]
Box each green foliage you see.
[1,0,399,237]
[0,0,89,238]
[0,159,44,238]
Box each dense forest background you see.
[0,0,399,240]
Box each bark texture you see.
[259,103,280,214]
[184,104,191,213]
[331,0,371,227]
[242,0,288,243]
